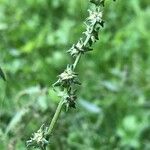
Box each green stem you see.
[48,99,65,135]
[73,34,91,70]
[73,53,82,70]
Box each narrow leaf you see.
[0,67,6,81]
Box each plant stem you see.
[73,34,92,70]
[48,99,65,135]
[73,53,82,70]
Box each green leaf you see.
[0,67,6,81]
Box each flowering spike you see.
[27,0,116,149]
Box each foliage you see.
[0,67,6,81]
[0,0,150,150]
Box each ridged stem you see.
[48,99,65,135]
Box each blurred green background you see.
[0,0,150,149]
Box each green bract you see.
[26,124,49,150]
[87,8,103,25]
[53,65,81,88]
[67,38,92,57]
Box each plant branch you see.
[26,1,116,149]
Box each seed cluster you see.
[27,125,49,150]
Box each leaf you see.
[0,67,6,81]
[5,108,29,135]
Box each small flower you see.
[26,124,49,150]
[67,39,84,57]
[67,38,92,57]
[53,65,81,88]
[58,88,77,111]
[57,88,77,111]
[67,41,83,57]
[84,25,100,46]
[66,88,77,110]
[87,8,104,27]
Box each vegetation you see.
[0,0,149,150]
[0,67,6,81]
